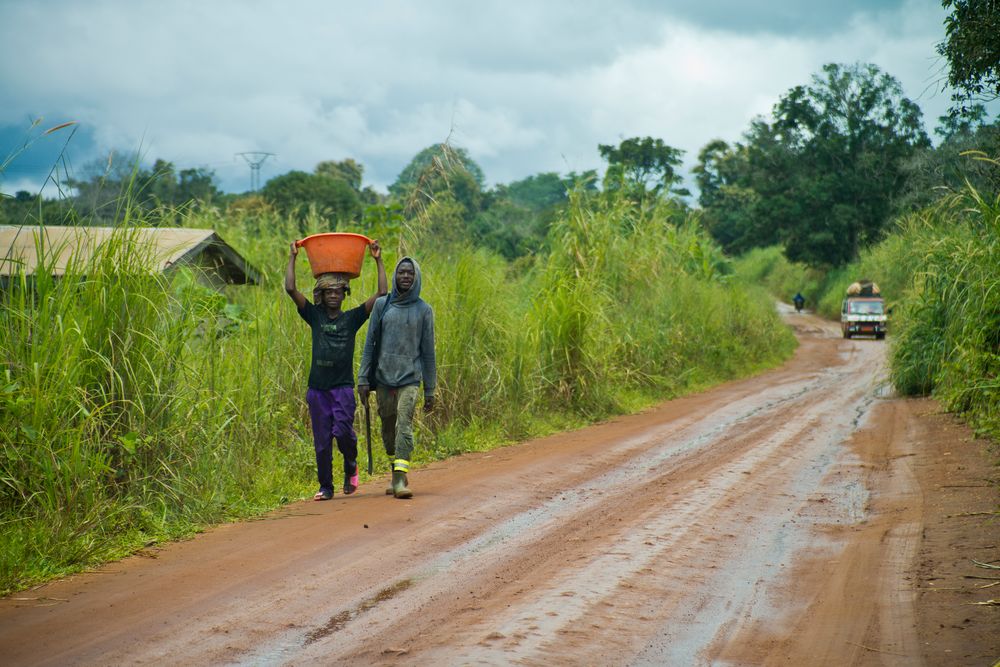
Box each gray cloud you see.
[0,0,984,197]
[630,0,910,35]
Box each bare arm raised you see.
[285,242,308,310]
[363,240,388,315]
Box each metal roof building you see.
[0,226,260,288]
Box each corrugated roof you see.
[0,225,259,285]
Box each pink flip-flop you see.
[343,472,359,495]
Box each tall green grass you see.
[884,184,1000,440]
[0,189,794,594]
[1,222,314,592]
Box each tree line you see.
[3,2,997,270]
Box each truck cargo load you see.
[846,280,880,297]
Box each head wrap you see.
[314,273,350,291]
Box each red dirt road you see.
[1,312,997,665]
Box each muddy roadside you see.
[908,399,999,666]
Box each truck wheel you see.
[876,332,885,340]
[843,329,851,339]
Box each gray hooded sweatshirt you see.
[358,257,436,397]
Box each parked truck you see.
[841,280,887,340]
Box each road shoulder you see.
[908,398,1000,666]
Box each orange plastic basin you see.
[296,233,372,278]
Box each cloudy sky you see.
[0,0,977,197]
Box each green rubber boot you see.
[392,470,412,499]
[384,455,395,495]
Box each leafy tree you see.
[390,144,484,196]
[471,171,595,260]
[598,137,688,204]
[260,170,361,231]
[177,167,222,205]
[146,159,179,205]
[700,185,766,253]
[771,63,928,265]
[359,202,404,246]
[65,152,222,223]
[389,144,484,219]
[500,172,569,210]
[937,0,1000,115]
[699,63,929,266]
[468,199,541,260]
[935,103,991,140]
[315,158,364,191]
[693,139,752,210]
[898,107,1000,211]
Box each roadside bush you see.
[732,246,825,308]
[887,183,1000,440]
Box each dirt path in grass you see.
[1,310,997,666]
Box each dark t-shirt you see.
[298,302,370,390]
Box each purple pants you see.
[306,386,358,493]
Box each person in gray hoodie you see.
[357,257,436,499]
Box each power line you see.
[235,152,275,192]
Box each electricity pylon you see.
[236,152,274,192]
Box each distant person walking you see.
[286,240,387,500]
[793,292,805,313]
[357,257,436,499]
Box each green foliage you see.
[500,172,572,210]
[315,158,364,191]
[66,153,223,224]
[391,144,485,193]
[0,190,71,227]
[699,63,930,266]
[468,198,546,260]
[693,139,737,209]
[897,109,1000,212]
[359,202,404,247]
[2,152,223,227]
[260,170,362,230]
[885,182,1000,441]
[811,199,968,319]
[315,158,381,206]
[938,0,1000,115]
[468,171,594,261]
[388,144,485,220]
[598,137,688,204]
[0,226,315,592]
[731,246,825,307]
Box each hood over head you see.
[391,256,422,305]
